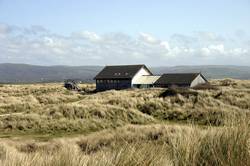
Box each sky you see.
[0,0,250,66]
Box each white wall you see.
[131,67,151,85]
[190,74,207,87]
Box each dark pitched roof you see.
[94,64,152,79]
[154,73,207,85]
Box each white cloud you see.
[160,41,170,51]
[195,31,224,42]
[72,31,102,42]
[208,44,225,54]
[43,37,54,46]
[0,24,11,38]
[0,24,249,66]
[139,32,159,44]
[201,47,211,56]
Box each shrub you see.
[220,79,237,86]
[192,83,219,90]
[159,87,198,98]
[214,91,223,99]
[137,102,162,115]
[18,143,38,153]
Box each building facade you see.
[94,64,154,91]
[94,65,208,91]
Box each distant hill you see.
[0,63,250,83]
[0,63,102,83]
[151,65,250,80]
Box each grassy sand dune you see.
[0,118,249,166]
[0,79,249,134]
[0,79,250,165]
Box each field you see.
[0,79,250,166]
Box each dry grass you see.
[0,79,250,165]
[0,115,249,166]
[0,79,250,134]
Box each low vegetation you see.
[0,79,249,165]
[0,116,249,166]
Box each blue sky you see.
[0,0,250,66]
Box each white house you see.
[94,64,157,91]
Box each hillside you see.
[0,63,102,83]
[1,63,250,83]
[152,65,250,80]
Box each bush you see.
[192,83,219,90]
[137,102,161,115]
[220,79,237,86]
[159,87,198,98]
[18,143,38,153]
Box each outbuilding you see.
[154,73,208,88]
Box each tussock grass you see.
[192,82,219,90]
[0,115,249,166]
[0,79,250,165]
[170,124,250,166]
[0,80,250,133]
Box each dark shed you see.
[154,73,207,88]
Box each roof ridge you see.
[105,64,145,67]
[163,73,200,74]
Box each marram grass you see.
[0,79,249,165]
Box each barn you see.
[94,64,159,91]
[154,73,208,88]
